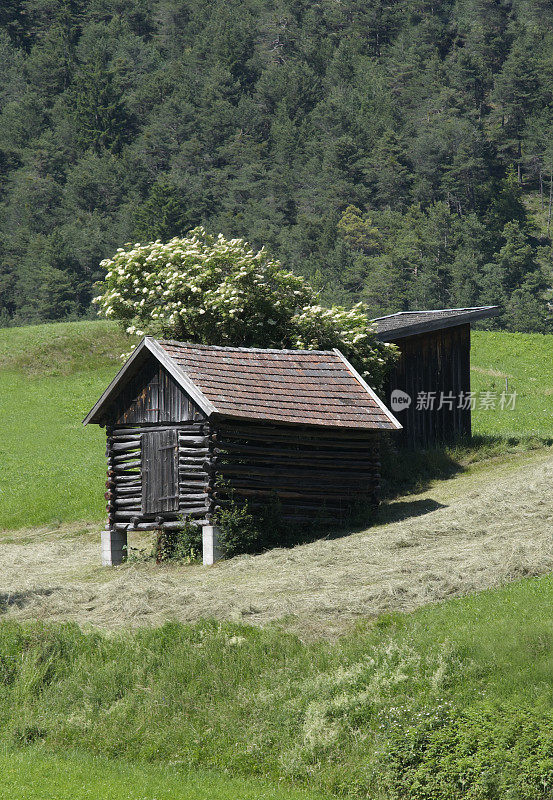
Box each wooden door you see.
[141,429,179,514]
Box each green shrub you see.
[153,500,282,562]
[153,493,379,563]
[153,518,202,563]
[380,701,553,800]
[214,501,262,558]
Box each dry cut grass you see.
[2,448,553,639]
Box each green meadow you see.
[3,574,553,798]
[2,321,553,797]
[471,329,553,438]
[1,321,553,529]
[0,321,132,529]
[0,750,329,800]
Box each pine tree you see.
[70,47,131,154]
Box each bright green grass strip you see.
[0,321,132,529]
[471,330,553,438]
[0,370,113,528]
[0,321,130,529]
[0,749,329,800]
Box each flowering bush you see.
[93,227,397,384]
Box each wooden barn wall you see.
[210,420,381,524]
[105,421,212,533]
[108,358,205,425]
[384,323,471,449]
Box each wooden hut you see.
[373,306,500,448]
[83,337,401,565]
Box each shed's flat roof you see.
[372,306,500,341]
[84,338,401,430]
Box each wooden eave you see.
[374,306,501,342]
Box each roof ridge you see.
[371,305,499,321]
[157,338,336,355]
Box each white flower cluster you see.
[93,227,397,384]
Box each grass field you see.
[3,571,553,798]
[0,750,329,800]
[0,321,134,529]
[2,320,553,798]
[2,444,553,638]
[1,321,553,530]
[471,329,553,437]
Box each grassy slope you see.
[471,329,553,438]
[2,322,553,797]
[1,321,553,530]
[0,321,133,529]
[3,573,553,797]
[3,444,553,639]
[0,750,329,800]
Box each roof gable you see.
[84,338,401,431]
[373,306,500,341]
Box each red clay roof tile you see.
[157,340,399,430]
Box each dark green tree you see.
[70,47,131,154]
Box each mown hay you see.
[2,450,553,639]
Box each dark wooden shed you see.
[373,306,500,448]
[84,337,401,565]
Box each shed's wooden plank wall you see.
[103,353,384,533]
[211,420,380,523]
[384,323,471,448]
[109,360,205,425]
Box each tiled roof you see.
[373,306,500,341]
[156,340,399,430]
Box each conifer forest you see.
[1,0,553,331]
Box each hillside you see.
[3,321,553,798]
[1,321,553,531]
[0,321,134,529]
[1,1,553,330]
[4,548,553,798]
[471,330,553,438]
[2,444,552,638]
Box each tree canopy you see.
[0,0,552,331]
[94,228,397,385]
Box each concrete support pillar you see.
[202,524,223,565]
[101,529,127,566]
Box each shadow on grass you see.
[0,588,57,613]
[373,497,447,526]
[163,434,553,561]
[381,433,553,502]
[380,441,464,501]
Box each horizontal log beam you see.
[113,452,141,465]
[214,424,379,442]
[215,464,378,480]
[214,437,379,453]
[110,440,141,453]
[213,487,372,501]
[213,444,378,463]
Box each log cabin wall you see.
[384,323,471,449]
[105,422,212,533]
[104,358,212,533]
[211,419,381,524]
